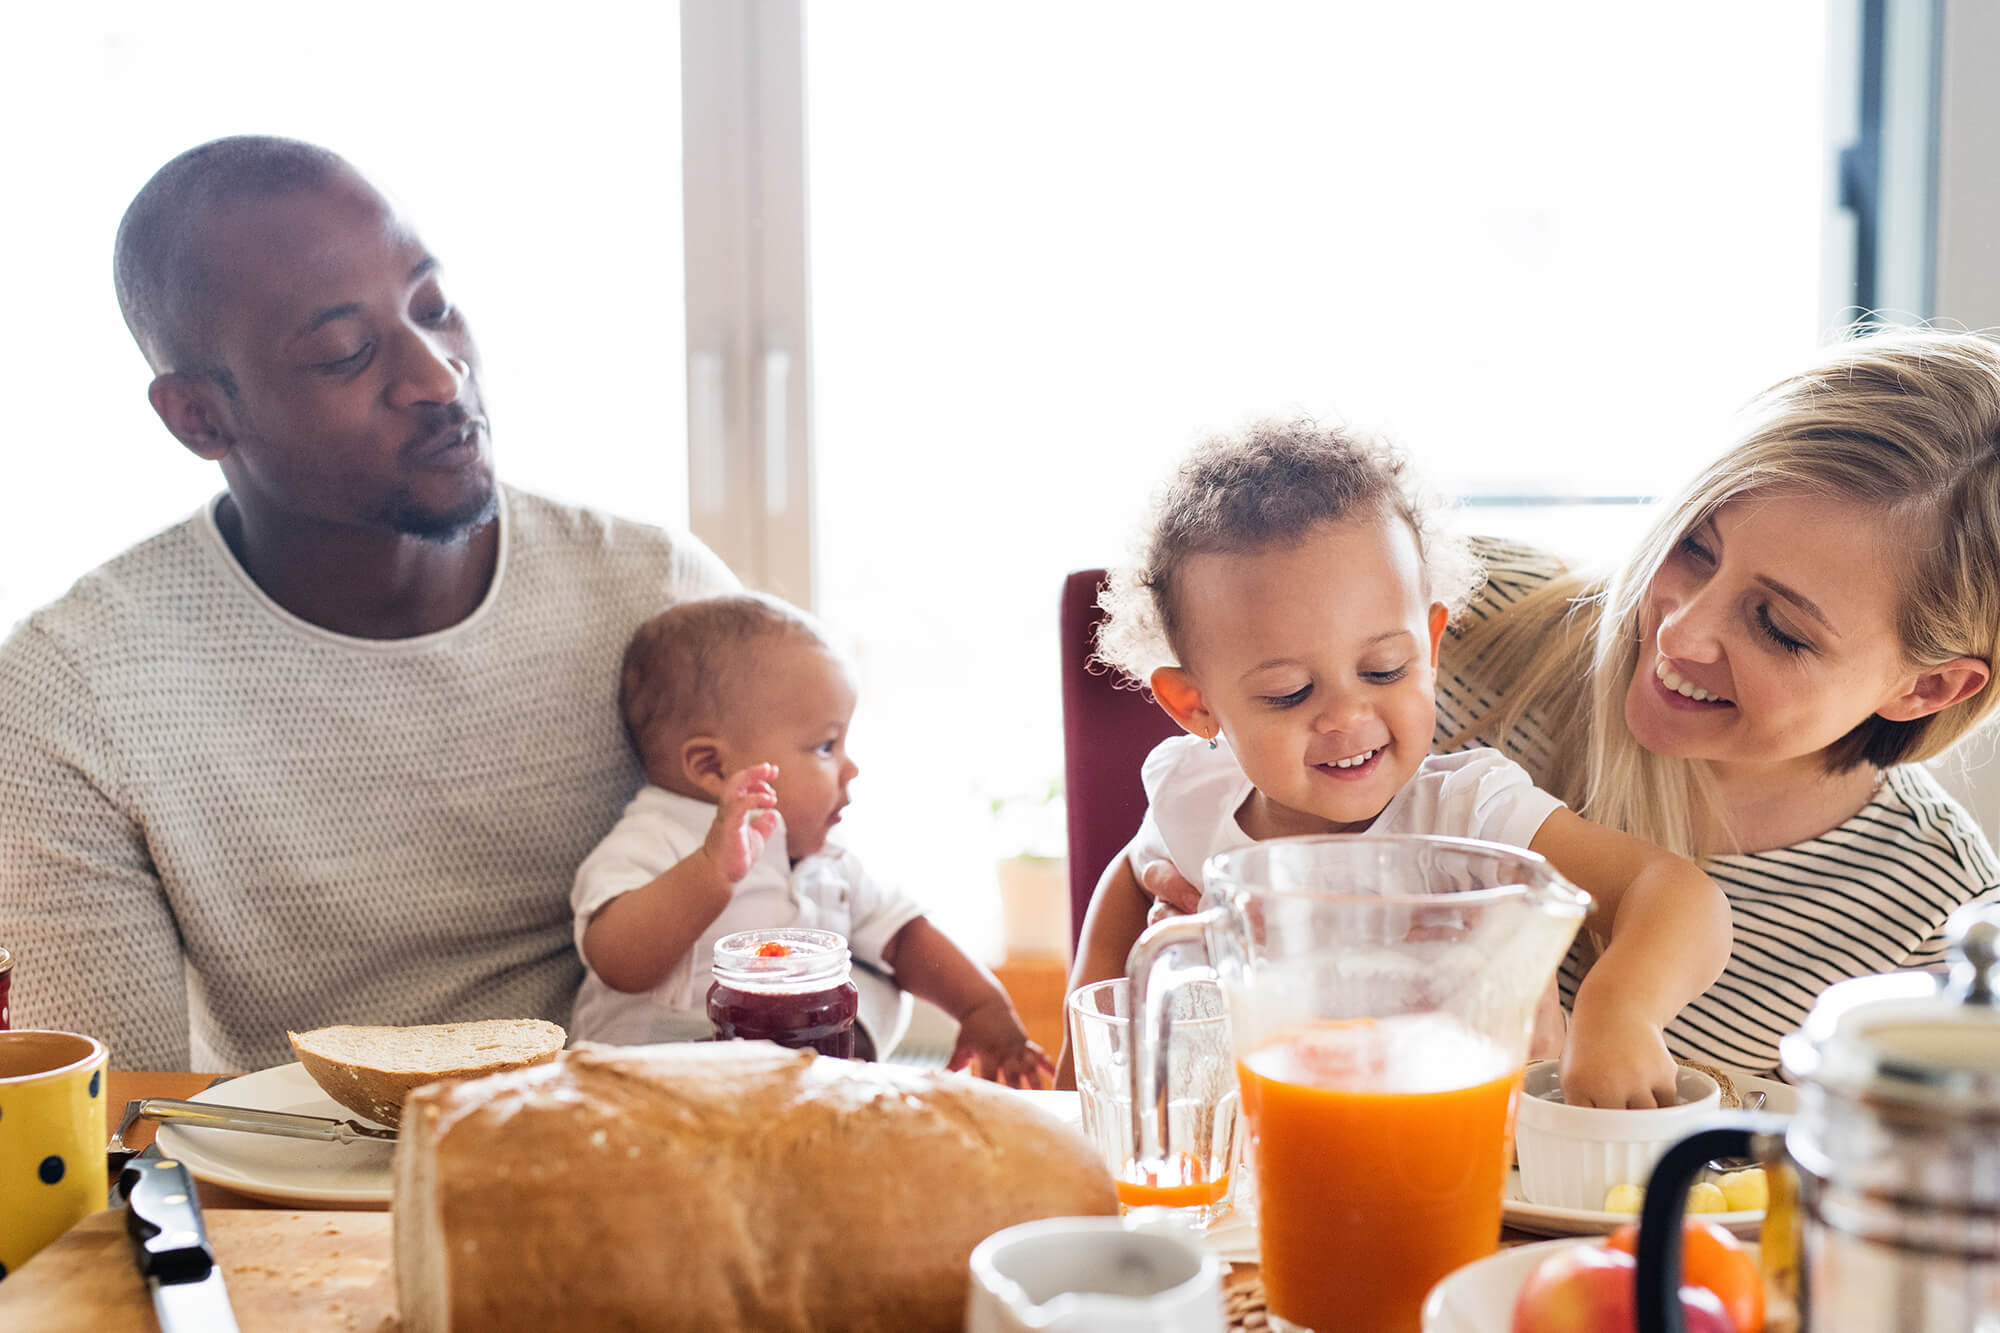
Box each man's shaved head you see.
[113,135,350,390]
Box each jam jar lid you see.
[1780,905,2000,1109]
[712,927,851,991]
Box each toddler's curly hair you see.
[1094,418,1482,686]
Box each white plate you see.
[153,1062,394,1207]
[1424,1238,1588,1332]
[1501,1071,1795,1239]
[1423,1236,1762,1332]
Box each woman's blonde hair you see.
[1455,327,2000,857]
[1095,417,1483,685]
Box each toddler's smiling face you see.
[1159,512,1446,838]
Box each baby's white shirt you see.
[1128,736,1565,890]
[569,783,924,1044]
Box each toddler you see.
[1068,420,1731,1108]
[571,592,1050,1086]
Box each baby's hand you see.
[948,998,1054,1090]
[703,763,780,883]
[1559,1002,1678,1109]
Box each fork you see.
[1705,1090,1769,1171]
[105,1097,147,1175]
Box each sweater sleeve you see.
[0,623,192,1069]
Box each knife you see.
[139,1096,397,1144]
[119,1145,243,1333]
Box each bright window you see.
[806,4,1830,955]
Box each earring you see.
[1207,734,1219,751]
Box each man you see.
[0,137,735,1070]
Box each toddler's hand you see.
[1558,1003,1678,1109]
[703,763,780,883]
[949,998,1054,1090]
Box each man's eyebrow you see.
[293,258,441,340]
[1757,577,1837,635]
[299,302,362,337]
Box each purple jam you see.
[707,927,858,1059]
[707,977,859,1058]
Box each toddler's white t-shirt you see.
[570,784,924,1044]
[1128,735,1565,890]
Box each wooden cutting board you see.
[0,1208,396,1331]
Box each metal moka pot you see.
[1636,905,2000,1332]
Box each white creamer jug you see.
[964,1212,1225,1333]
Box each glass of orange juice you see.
[1127,835,1588,1333]
[1068,977,1240,1228]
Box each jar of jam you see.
[707,928,858,1059]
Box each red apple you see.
[1511,1242,1737,1333]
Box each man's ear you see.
[1876,656,1991,722]
[1427,602,1450,666]
[680,736,730,798]
[1149,666,1217,742]
[147,373,236,462]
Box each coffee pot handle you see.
[1634,1113,1791,1333]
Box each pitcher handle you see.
[1125,908,1223,1176]
[1634,1112,1790,1333]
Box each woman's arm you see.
[1529,807,1731,1108]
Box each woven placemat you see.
[1224,1264,1270,1331]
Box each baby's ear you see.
[680,737,730,798]
[1427,602,1449,666]
[1149,667,1217,742]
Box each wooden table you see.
[0,1071,1540,1330]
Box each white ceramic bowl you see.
[1512,1060,1721,1210]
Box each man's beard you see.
[373,473,500,544]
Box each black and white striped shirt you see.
[1435,538,2000,1075]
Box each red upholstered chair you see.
[1060,569,1182,951]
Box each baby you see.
[571,592,1050,1086]
[1067,420,1732,1108]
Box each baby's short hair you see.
[1096,417,1481,683]
[619,592,824,759]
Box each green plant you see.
[986,778,1066,862]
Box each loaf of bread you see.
[393,1042,1117,1332]
[288,1019,566,1128]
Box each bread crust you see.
[288,1020,566,1128]
[393,1042,1118,1332]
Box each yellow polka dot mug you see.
[0,1030,109,1281]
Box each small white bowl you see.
[1513,1060,1721,1211]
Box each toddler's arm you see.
[1529,807,1731,1109]
[885,917,1052,1089]
[580,764,781,993]
[1053,841,1153,1089]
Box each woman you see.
[1131,327,2000,1077]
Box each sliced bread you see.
[288,1019,566,1128]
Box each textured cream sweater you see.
[0,487,735,1071]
